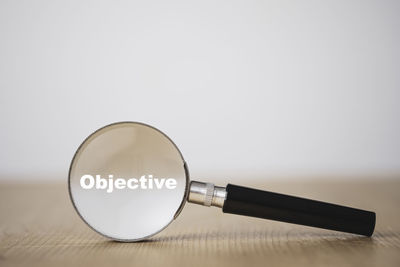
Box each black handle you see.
[222,184,375,236]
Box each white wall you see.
[1,0,399,180]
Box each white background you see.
[1,0,399,181]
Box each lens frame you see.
[68,121,190,242]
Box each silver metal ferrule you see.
[187,181,227,208]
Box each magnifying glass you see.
[68,121,375,241]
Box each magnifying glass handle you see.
[188,181,376,237]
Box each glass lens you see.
[68,122,188,241]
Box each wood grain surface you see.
[0,178,399,267]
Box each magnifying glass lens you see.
[68,122,188,241]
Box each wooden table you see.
[0,178,399,267]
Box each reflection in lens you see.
[69,122,188,241]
